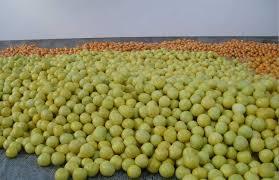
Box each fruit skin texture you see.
[72,168,87,180]
[84,162,99,177]
[159,162,175,178]
[259,163,275,178]
[127,165,141,178]
[100,161,115,177]
[37,153,51,167]
[233,136,248,151]
[55,168,69,180]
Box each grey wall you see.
[0,0,278,40]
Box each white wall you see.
[0,0,277,40]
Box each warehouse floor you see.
[0,36,278,49]
[0,150,167,180]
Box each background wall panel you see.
[0,0,277,40]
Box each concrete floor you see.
[0,149,167,180]
[0,36,278,49]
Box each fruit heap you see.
[0,39,278,77]
[0,49,278,180]
[243,56,279,78]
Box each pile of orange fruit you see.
[0,39,278,77]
